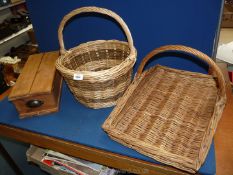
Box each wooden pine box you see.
[8,51,62,118]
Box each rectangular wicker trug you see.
[102,45,226,173]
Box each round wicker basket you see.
[56,7,137,109]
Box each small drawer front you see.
[12,93,58,118]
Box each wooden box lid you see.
[9,51,59,100]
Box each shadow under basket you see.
[102,45,226,173]
[56,7,137,109]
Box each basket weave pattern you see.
[102,45,226,173]
[56,7,137,108]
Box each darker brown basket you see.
[102,45,226,173]
[55,7,137,109]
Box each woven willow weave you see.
[56,7,137,108]
[102,45,226,173]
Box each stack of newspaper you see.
[26,145,118,175]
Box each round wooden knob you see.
[26,100,44,108]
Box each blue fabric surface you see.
[8,1,221,174]
[0,84,215,175]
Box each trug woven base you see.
[102,65,225,173]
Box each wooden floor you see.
[214,63,233,175]
[214,28,233,175]
[215,94,233,175]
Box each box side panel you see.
[52,71,63,109]
[9,54,43,99]
[30,51,59,95]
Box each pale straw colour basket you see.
[56,7,137,109]
[102,45,226,173]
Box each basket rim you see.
[56,40,137,78]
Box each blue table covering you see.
[0,83,215,175]
[20,1,221,174]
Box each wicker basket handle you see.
[58,6,134,56]
[137,45,226,97]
